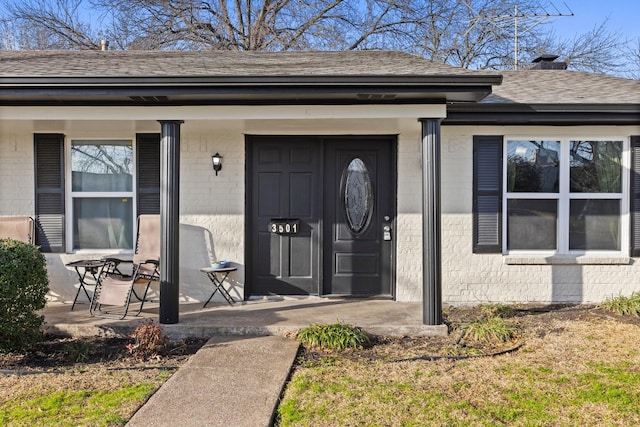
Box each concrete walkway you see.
[126,335,299,427]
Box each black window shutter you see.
[631,136,640,256]
[34,134,65,252]
[473,135,503,253]
[136,133,161,215]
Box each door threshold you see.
[322,294,395,300]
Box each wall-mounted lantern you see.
[211,152,223,176]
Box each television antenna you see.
[464,1,574,70]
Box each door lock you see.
[383,224,392,241]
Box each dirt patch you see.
[300,304,640,363]
[0,335,206,372]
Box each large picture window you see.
[505,139,626,253]
[70,139,134,250]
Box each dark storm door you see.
[248,138,321,295]
[323,138,395,296]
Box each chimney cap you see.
[533,54,559,63]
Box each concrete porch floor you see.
[42,297,448,339]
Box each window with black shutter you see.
[34,132,160,252]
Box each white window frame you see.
[503,136,629,256]
[65,136,137,253]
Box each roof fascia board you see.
[444,102,640,125]
[0,74,502,86]
[449,103,640,113]
[443,111,640,126]
[0,103,448,121]
[0,85,495,105]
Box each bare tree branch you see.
[1,0,631,77]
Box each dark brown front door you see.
[247,136,395,298]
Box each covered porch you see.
[41,297,447,339]
[0,50,503,329]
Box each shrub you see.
[296,321,370,350]
[463,316,520,344]
[599,292,640,317]
[0,238,49,352]
[126,319,168,360]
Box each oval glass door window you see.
[343,158,373,233]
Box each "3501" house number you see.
[269,219,300,235]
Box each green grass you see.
[0,383,157,427]
[277,360,640,426]
[277,310,640,427]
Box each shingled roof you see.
[0,50,638,122]
[0,49,483,77]
[444,67,639,125]
[0,49,504,105]
[485,70,640,105]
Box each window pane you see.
[343,158,373,234]
[507,199,557,250]
[507,141,560,193]
[569,200,620,250]
[71,140,133,192]
[570,141,622,193]
[73,198,133,249]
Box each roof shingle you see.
[1,50,637,106]
[0,50,481,77]
[485,70,640,104]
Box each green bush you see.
[0,238,49,352]
[599,292,640,317]
[462,316,520,344]
[296,321,371,350]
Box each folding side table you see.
[66,259,106,310]
[200,266,238,307]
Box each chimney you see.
[100,40,109,51]
[531,54,567,70]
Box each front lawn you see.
[277,305,640,426]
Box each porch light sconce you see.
[211,152,223,176]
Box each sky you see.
[545,0,640,42]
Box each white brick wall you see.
[395,126,424,301]
[0,124,34,215]
[440,125,640,305]
[5,116,639,306]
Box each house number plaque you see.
[269,219,300,235]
